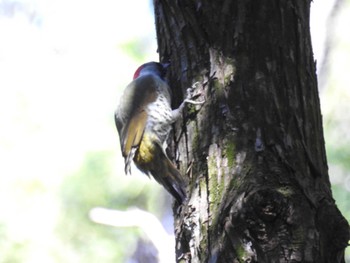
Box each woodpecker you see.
[115,62,202,203]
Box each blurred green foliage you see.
[0,225,28,263]
[332,185,350,219]
[120,38,156,63]
[56,150,168,262]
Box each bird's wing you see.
[115,75,158,159]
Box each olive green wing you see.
[114,76,158,173]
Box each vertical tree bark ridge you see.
[154,0,349,262]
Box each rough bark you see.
[154,0,349,262]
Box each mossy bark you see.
[154,0,349,262]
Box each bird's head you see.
[133,62,170,80]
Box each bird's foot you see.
[185,82,205,105]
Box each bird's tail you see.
[149,143,187,204]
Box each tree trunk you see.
[154,0,349,262]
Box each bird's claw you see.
[185,82,205,105]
